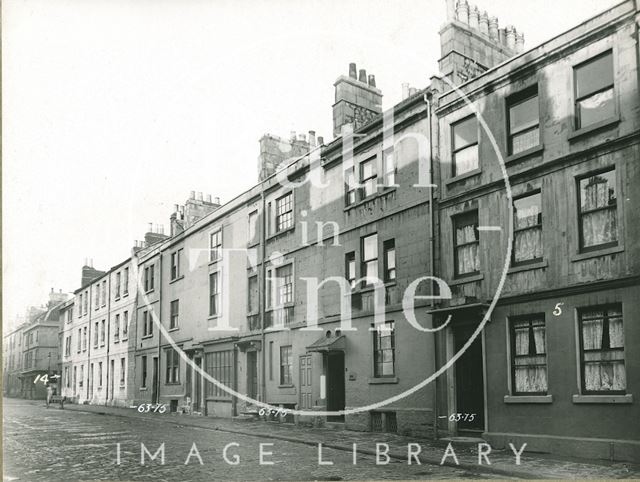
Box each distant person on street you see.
[46,383,54,408]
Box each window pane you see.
[576,53,613,99]
[511,127,540,154]
[514,194,541,229]
[363,234,377,261]
[453,116,477,149]
[580,170,616,211]
[453,144,478,175]
[578,88,615,127]
[510,95,539,134]
[361,159,375,179]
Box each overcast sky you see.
[3,0,619,322]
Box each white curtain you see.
[456,224,479,274]
[513,321,548,393]
[581,176,617,247]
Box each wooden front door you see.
[299,355,312,410]
[454,324,485,431]
[151,357,159,403]
[326,352,345,422]
[247,351,258,400]
[194,357,202,411]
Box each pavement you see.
[4,398,640,481]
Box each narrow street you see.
[3,398,501,481]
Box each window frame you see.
[506,85,540,155]
[344,166,356,206]
[275,192,294,233]
[165,348,180,384]
[358,157,378,200]
[345,251,356,288]
[452,210,480,278]
[576,167,618,253]
[361,233,379,286]
[209,271,220,317]
[170,299,179,329]
[210,229,223,263]
[171,249,182,280]
[373,321,396,378]
[279,345,293,385]
[144,265,155,292]
[383,239,396,282]
[577,303,626,395]
[573,50,615,130]
[451,115,479,177]
[511,190,543,266]
[509,314,548,396]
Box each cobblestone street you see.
[3,398,511,481]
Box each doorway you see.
[299,355,312,410]
[194,357,202,412]
[247,351,258,401]
[453,324,485,432]
[326,352,345,422]
[151,357,159,403]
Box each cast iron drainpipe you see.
[260,189,267,407]
[424,90,438,439]
[105,274,111,405]
[156,253,163,406]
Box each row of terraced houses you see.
[50,0,639,463]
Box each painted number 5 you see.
[553,303,564,316]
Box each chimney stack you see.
[317,136,324,145]
[333,63,383,137]
[515,33,525,53]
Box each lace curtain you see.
[582,309,626,391]
[456,224,478,274]
[513,321,547,393]
[514,204,542,262]
[581,176,617,247]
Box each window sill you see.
[145,289,154,295]
[278,384,295,388]
[114,340,119,344]
[504,395,553,404]
[139,387,148,391]
[568,115,620,141]
[207,314,220,320]
[448,273,484,286]
[169,276,184,285]
[141,335,154,340]
[508,259,548,274]
[571,245,624,262]
[445,168,482,187]
[344,187,397,212]
[123,293,129,298]
[357,280,397,294]
[208,259,222,266]
[368,377,398,385]
[572,394,632,404]
[114,297,121,302]
[165,382,181,386]
[168,327,179,333]
[267,226,295,242]
[505,144,544,164]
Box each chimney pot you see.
[148,222,153,232]
[515,32,525,53]
[214,197,220,204]
[348,63,357,79]
[206,194,212,203]
[402,83,410,100]
[489,16,499,41]
[367,74,376,87]
[505,25,516,50]
[479,11,489,35]
[290,130,296,141]
[358,69,367,83]
[456,0,469,24]
[445,0,456,21]
[308,130,316,148]
[317,136,324,145]
[174,204,179,213]
[469,5,479,29]
[197,191,203,201]
[190,190,195,200]
[409,87,418,96]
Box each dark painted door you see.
[247,351,258,401]
[151,357,158,403]
[454,324,485,431]
[326,352,345,422]
[299,355,312,409]
[194,357,202,411]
